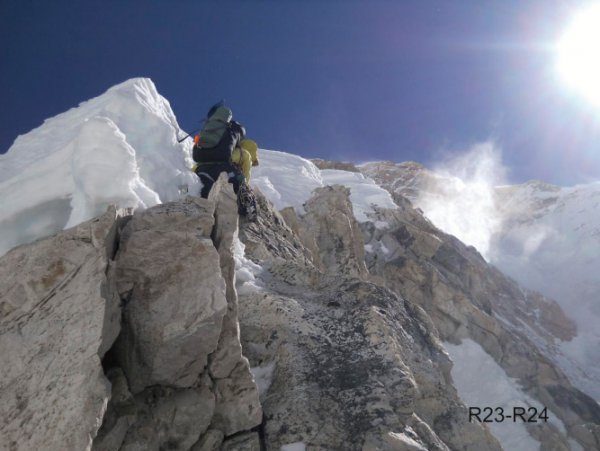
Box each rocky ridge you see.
[359,159,600,401]
[239,185,502,450]
[1,176,261,451]
[237,185,599,450]
[359,193,600,450]
[1,174,599,450]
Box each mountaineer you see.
[192,101,258,220]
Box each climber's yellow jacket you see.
[231,139,259,181]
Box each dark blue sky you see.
[2,0,599,185]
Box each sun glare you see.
[556,3,600,107]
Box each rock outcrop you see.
[0,206,123,451]
[283,185,368,278]
[359,193,600,450]
[238,185,502,450]
[0,176,262,451]
[237,185,599,450]
[113,199,226,393]
[96,178,262,450]
[311,158,361,173]
[360,159,600,402]
[2,174,599,450]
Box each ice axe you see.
[176,117,209,143]
[176,127,200,143]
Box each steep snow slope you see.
[0,78,198,256]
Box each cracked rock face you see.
[0,177,262,451]
[238,186,501,451]
[360,196,600,449]
[238,185,599,450]
[113,197,227,393]
[0,206,123,451]
[3,174,598,451]
[300,185,368,279]
[97,179,262,450]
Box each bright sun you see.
[556,3,600,107]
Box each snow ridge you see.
[0,78,198,255]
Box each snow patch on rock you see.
[234,236,264,295]
[252,150,396,223]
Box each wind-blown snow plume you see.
[416,142,507,259]
[410,144,600,400]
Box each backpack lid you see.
[207,106,232,124]
[207,100,225,118]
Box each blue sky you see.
[2,0,600,185]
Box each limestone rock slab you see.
[301,185,368,278]
[191,429,224,451]
[221,432,261,451]
[238,188,501,451]
[0,206,122,451]
[211,360,263,436]
[114,198,228,393]
[207,181,263,436]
